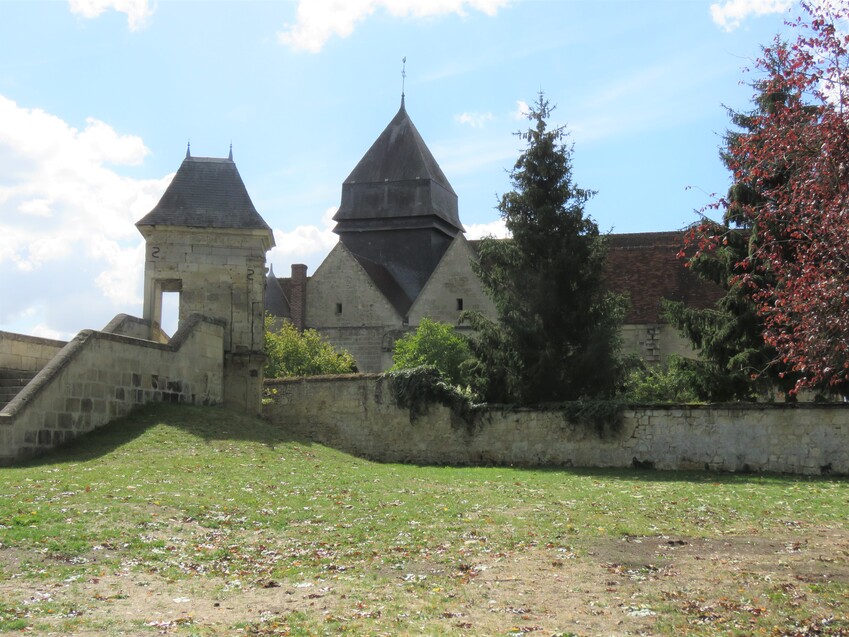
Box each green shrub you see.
[621,355,699,403]
[390,317,473,387]
[387,366,481,425]
[264,316,356,378]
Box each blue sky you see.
[0,0,798,340]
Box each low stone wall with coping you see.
[263,375,849,475]
[0,314,226,465]
[0,331,67,373]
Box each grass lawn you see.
[0,403,847,636]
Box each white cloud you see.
[710,0,792,31]
[513,100,530,120]
[268,207,339,273]
[18,198,53,218]
[455,112,495,128]
[278,0,511,53]
[29,324,67,341]
[0,95,170,336]
[68,0,155,30]
[90,239,146,306]
[466,218,509,239]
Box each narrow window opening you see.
[402,315,409,326]
[456,298,464,311]
[335,302,343,315]
[160,291,180,338]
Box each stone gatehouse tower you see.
[135,148,275,413]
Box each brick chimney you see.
[289,264,308,330]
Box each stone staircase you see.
[0,369,37,411]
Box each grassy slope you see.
[0,403,847,636]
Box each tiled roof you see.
[268,232,723,327]
[604,231,723,323]
[136,156,272,232]
[467,232,723,324]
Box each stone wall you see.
[306,243,405,372]
[407,235,497,326]
[102,314,154,340]
[0,331,67,373]
[264,375,849,475]
[0,314,225,465]
[141,227,268,354]
[620,324,696,364]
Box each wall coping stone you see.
[265,373,382,385]
[0,330,67,348]
[101,313,151,334]
[0,313,226,421]
[267,375,849,412]
[263,375,849,474]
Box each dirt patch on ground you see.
[3,526,849,635]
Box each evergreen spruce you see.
[466,93,625,404]
[665,50,798,401]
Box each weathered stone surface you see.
[264,375,849,475]
[0,315,226,465]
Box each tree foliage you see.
[264,316,356,378]
[687,1,849,395]
[390,317,473,387]
[667,49,800,401]
[620,355,699,404]
[467,93,625,404]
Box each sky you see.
[0,0,803,340]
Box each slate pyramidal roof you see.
[136,154,273,238]
[333,99,464,233]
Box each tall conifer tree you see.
[466,94,624,403]
[665,49,799,401]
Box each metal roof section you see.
[264,265,291,319]
[349,252,413,316]
[333,100,463,234]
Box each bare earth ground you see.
[3,525,848,636]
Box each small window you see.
[335,303,343,315]
[456,298,464,311]
[402,315,409,326]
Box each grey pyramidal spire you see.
[333,98,463,235]
[331,98,464,313]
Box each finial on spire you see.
[401,56,407,107]
[186,140,191,158]
[228,142,233,161]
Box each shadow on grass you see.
[394,457,849,486]
[18,404,849,489]
[16,402,317,468]
[506,463,849,486]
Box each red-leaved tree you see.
[691,0,849,395]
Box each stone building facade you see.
[268,99,721,372]
[136,150,274,411]
[0,148,275,463]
